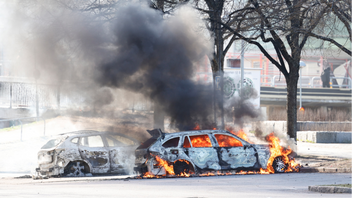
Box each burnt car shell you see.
[35,130,138,178]
[134,129,271,176]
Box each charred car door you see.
[104,134,136,174]
[183,134,220,170]
[214,134,257,169]
[78,135,110,174]
[161,137,184,162]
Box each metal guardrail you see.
[0,117,46,141]
[261,75,352,88]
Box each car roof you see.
[57,130,140,143]
[164,129,231,136]
[162,129,249,144]
[58,130,102,136]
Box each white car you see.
[134,129,287,176]
[35,130,138,178]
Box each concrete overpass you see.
[260,87,352,108]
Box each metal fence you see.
[0,79,87,110]
[261,75,352,88]
[0,76,349,111]
[0,117,46,141]
[0,78,152,112]
[0,81,58,109]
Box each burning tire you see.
[173,160,192,175]
[272,156,287,173]
[64,161,90,177]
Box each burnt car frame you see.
[35,130,138,178]
[135,129,286,176]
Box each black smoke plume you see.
[93,3,215,130]
[6,1,262,131]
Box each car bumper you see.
[35,165,64,177]
[134,163,148,175]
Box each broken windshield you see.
[41,137,65,149]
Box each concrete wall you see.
[259,121,351,132]
[297,121,352,131]
[257,121,352,143]
[258,121,287,134]
[297,131,352,143]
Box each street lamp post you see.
[240,40,245,97]
[299,61,306,110]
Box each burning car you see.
[134,129,292,177]
[34,130,139,178]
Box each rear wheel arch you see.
[64,160,91,176]
[272,156,287,173]
[173,159,196,175]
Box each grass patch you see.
[0,121,42,133]
[321,184,352,188]
[0,125,22,132]
[299,139,315,143]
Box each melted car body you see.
[134,129,271,175]
[35,130,138,178]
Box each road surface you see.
[0,173,350,197]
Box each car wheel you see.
[173,160,191,175]
[272,156,286,173]
[65,161,89,177]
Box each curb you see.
[8,175,134,183]
[308,186,352,194]
[2,167,350,183]
[300,167,352,173]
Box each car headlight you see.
[38,152,53,164]
[57,158,65,167]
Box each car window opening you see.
[88,136,104,147]
[189,135,212,148]
[41,138,62,149]
[214,134,243,147]
[183,136,191,148]
[80,136,105,147]
[71,138,79,144]
[162,137,180,148]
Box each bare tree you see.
[217,0,351,140]
[317,0,351,55]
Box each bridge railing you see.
[261,75,352,88]
[0,78,151,112]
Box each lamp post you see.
[299,61,306,110]
[240,40,245,97]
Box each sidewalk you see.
[296,141,352,173]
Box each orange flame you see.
[155,156,174,175]
[215,134,243,147]
[190,135,212,147]
[143,156,192,178]
[193,124,200,130]
[226,127,252,143]
[262,133,300,173]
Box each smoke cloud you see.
[3,0,262,131]
[4,1,218,130]
[93,3,216,130]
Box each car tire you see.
[64,161,90,177]
[173,160,191,175]
[272,156,287,173]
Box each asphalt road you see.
[0,173,351,198]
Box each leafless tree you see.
[217,0,351,140]
[317,0,351,55]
